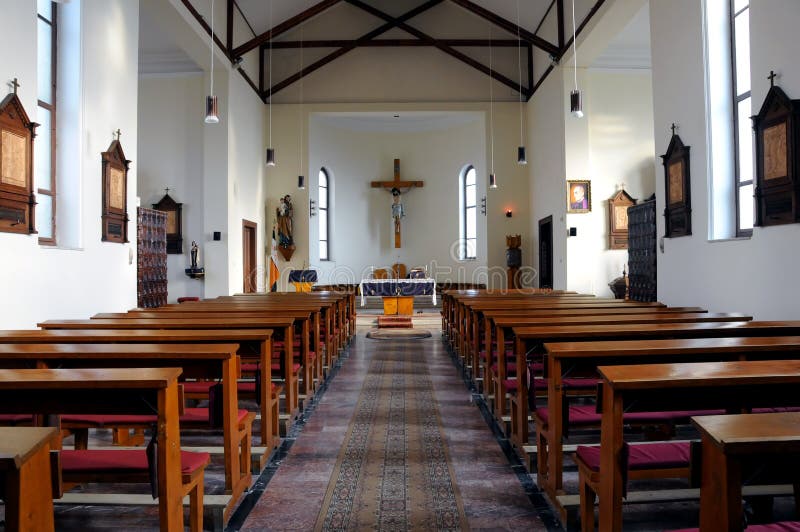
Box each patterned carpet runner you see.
[315,341,468,531]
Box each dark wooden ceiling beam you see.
[447,0,560,57]
[226,0,234,53]
[345,0,522,95]
[180,0,229,58]
[264,0,444,98]
[556,0,565,49]
[264,38,523,49]
[231,0,342,59]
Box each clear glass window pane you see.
[34,107,52,190]
[37,0,52,20]
[465,183,476,207]
[37,193,53,239]
[465,167,476,186]
[37,20,53,104]
[318,210,327,240]
[737,97,753,183]
[734,10,750,94]
[318,169,327,187]
[465,238,476,259]
[733,0,748,14]
[466,206,476,240]
[738,183,754,230]
[319,240,328,260]
[319,188,327,209]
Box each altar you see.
[359,279,437,314]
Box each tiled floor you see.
[240,328,545,531]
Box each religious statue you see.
[391,187,404,234]
[190,240,199,269]
[276,195,294,247]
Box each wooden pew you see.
[481,311,735,406]
[596,360,800,531]
[0,426,59,532]
[0,343,252,520]
[510,321,800,475]
[0,329,280,449]
[38,317,307,415]
[0,368,186,531]
[692,412,800,532]
[535,335,800,514]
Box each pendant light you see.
[204,0,219,124]
[569,0,584,118]
[515,0,527,165]
[488,25,497,189]
[266,0,276,165]
[297,23,305,189]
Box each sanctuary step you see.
[377,316,413,329]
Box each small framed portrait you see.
[567,180,591,213]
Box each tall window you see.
[318,168,330,260]
[731,0,753,235]
[36,0,57,244]
[460,166,477,260]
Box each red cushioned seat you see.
[270,362,301,373]
[271,350,303,359]
[536,405,727,426]
[491,363,517,375]
[180,407,250,424]
[501,379,517,393]
[177,297,200,303]
[182,381,217,394]
[61,449,209,475]
[752,407,800,414]
[272,340,301,348]
[576,442,691,472]
[62,414,157,426]
[672,523,800,532]
[0,414,33,423]
[240,363,259,373]
[238,382,281,394]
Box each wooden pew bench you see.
[595,360,800,531]
[0,368,188,531]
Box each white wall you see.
[651,0,800,319]
[528,69,568,290]
[0,0,139,328]
[266,102,531,290]
[566,69,656,296]
[137,75,205,302]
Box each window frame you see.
[460,165,477,260]
[318,167,330,261]
[37,1,57,245]
[730,0,752,237]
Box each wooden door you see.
[242,220,257,293]
[538,216,553,289]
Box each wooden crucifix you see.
[371,159,423,248]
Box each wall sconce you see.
[506,209,513,218]
[480,196,487,216]
[309,198,317,217]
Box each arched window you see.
[319,168,330,260]
[460,166,477,259]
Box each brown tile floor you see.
[240,328,545,531]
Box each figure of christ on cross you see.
[371,159,423,248]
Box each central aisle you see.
[241,327,545,531]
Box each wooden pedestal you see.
[382,296,414,315]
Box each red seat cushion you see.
[536,406,726,426]
[491,363,517,375]
[177,297,199,303]
[61,449,209,475]
[271,362,301,374]
[181,407,250,424]
[238,382,281,395]
[62,414,157,426]
[182,381,217,394]
[576,442,691,472]
[672,523,800,532]
[501,379,517,393]
[240,363,259,373]
[0,414,33,423]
